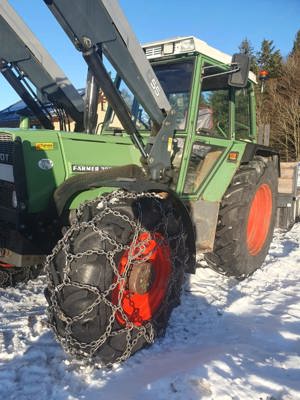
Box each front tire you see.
[0,264,43,288]
[205,156,278,279]
[45,191,187,366]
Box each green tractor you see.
[0,0,279,365]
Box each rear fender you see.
[241,143,280,175]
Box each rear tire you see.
[45,191,187,366]
[205,156,278,279]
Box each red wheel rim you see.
[0,262,14,268]
[247,183,272,256]
[112,232,171,326]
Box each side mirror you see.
[228,54,250,88]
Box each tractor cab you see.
[102,36,257,195]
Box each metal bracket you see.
[82,47,147,158]
[148,109,177,180]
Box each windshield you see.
[104,59,194,132]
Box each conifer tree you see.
[238,38,258,73]
[290,30,300,56]
[236,32,299,160]
[257,39,282,78]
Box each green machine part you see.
[11,130,142,213]
[3,50,258,218]
[8,126,249,215]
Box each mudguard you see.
[54,165,196,273]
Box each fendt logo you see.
[0,153,10,163]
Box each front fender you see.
[54,165,196,273]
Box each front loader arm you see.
[43,0,176,179]
[0,0,84,130]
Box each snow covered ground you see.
[0,223,300,400]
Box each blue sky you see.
[0,0,299,110]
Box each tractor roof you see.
[143,36,257,83]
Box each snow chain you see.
[0,265,38,288]
[45,190,186,367]
[0,269,10,286]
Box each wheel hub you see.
[128,262,154,294]
[112,231,172,326]
[247,183,272,255]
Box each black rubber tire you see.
[205,156,278,279]
[0,264,44,288]
[45,192,187,365]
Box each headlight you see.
[163,42,174,55]
[177,38,195,53]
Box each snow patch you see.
[0,224,300,399]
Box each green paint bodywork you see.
[2,52,257,215]
[8,130,142,212]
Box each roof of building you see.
[0,89,85,125]
[0,100,31,125]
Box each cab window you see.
[235,88,251,139]
[197,63,231,138]
[104,59,195,132]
